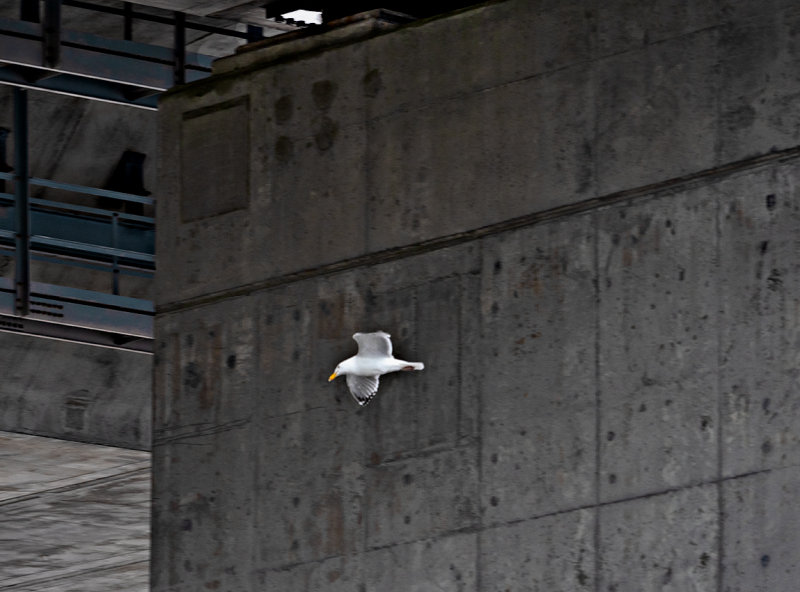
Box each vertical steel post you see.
[13,88,30,317]
[173,11,186,86]
[43,0,61,68]
[0,128,11,194]
[123,2,133,41]
[20,0,40,23]
[246,25,263,43]
[111,213,120,295]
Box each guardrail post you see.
[43,0,62,68]
[0,128,11,194]
[13,88,30,316]
[123,1,133,40]
[112,212,120,295]
[20,0,40,22]
[173,11,185,85]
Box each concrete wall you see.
[0,332,152,449]
[153,0,800,590]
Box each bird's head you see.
[328,364,342,382]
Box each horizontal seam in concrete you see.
[253,464,789,574]
[476,466,778,533]
[364,440,477,466]
[153,416,251,446]
[0,466,150,507]
[157,144,800,316]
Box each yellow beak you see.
[328,371,338,382]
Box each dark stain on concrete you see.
[314,116,339,151]
[312,80,337,111]
[184,362,202,389]
[363,69,383,98]
[767,268,782,291]
[275,136,294,163]
[274,95,293,124]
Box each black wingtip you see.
[355,393,378,410]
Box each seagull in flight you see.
[328,331,425,406]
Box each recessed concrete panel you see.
[596,0,720,56]
[595,28,719,195]
[364,446,478,549]
[597,189,718,501]
[481,215,597,523]
[716,162,800,476]
[722,467,800,592]
[718,7,800,162]
[256,554,363,591]
[481,508,595,592]
[364,0,593,118]
[180,97,250,222]
[366,63,595,253]
[252,408,365,569]
[362,276,465,460]
[152,298,260,590]
[153,296,258,433]
[150,425,257,592]
[363,533,477,592]
[599,485,718,592]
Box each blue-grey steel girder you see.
[13,88,30,317]
[0,11,214,109]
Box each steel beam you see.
[173,10,185,86]
[0,15,213,108]
[13,88,30,317]
[43,0,61,68]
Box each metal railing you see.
[0,90,154,352]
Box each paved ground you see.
[0,431,150,591]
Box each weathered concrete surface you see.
[154,0,800,590]
[0,332,152,450]
[0,430,150,591]
[156,0,800,307]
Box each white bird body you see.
[337,355,422,377]
[329,331,424,406]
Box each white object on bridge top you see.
[328,331,425,407]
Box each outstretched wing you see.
[346,374,380,406]
[352,331,392,357]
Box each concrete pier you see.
[153,1,800,590]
